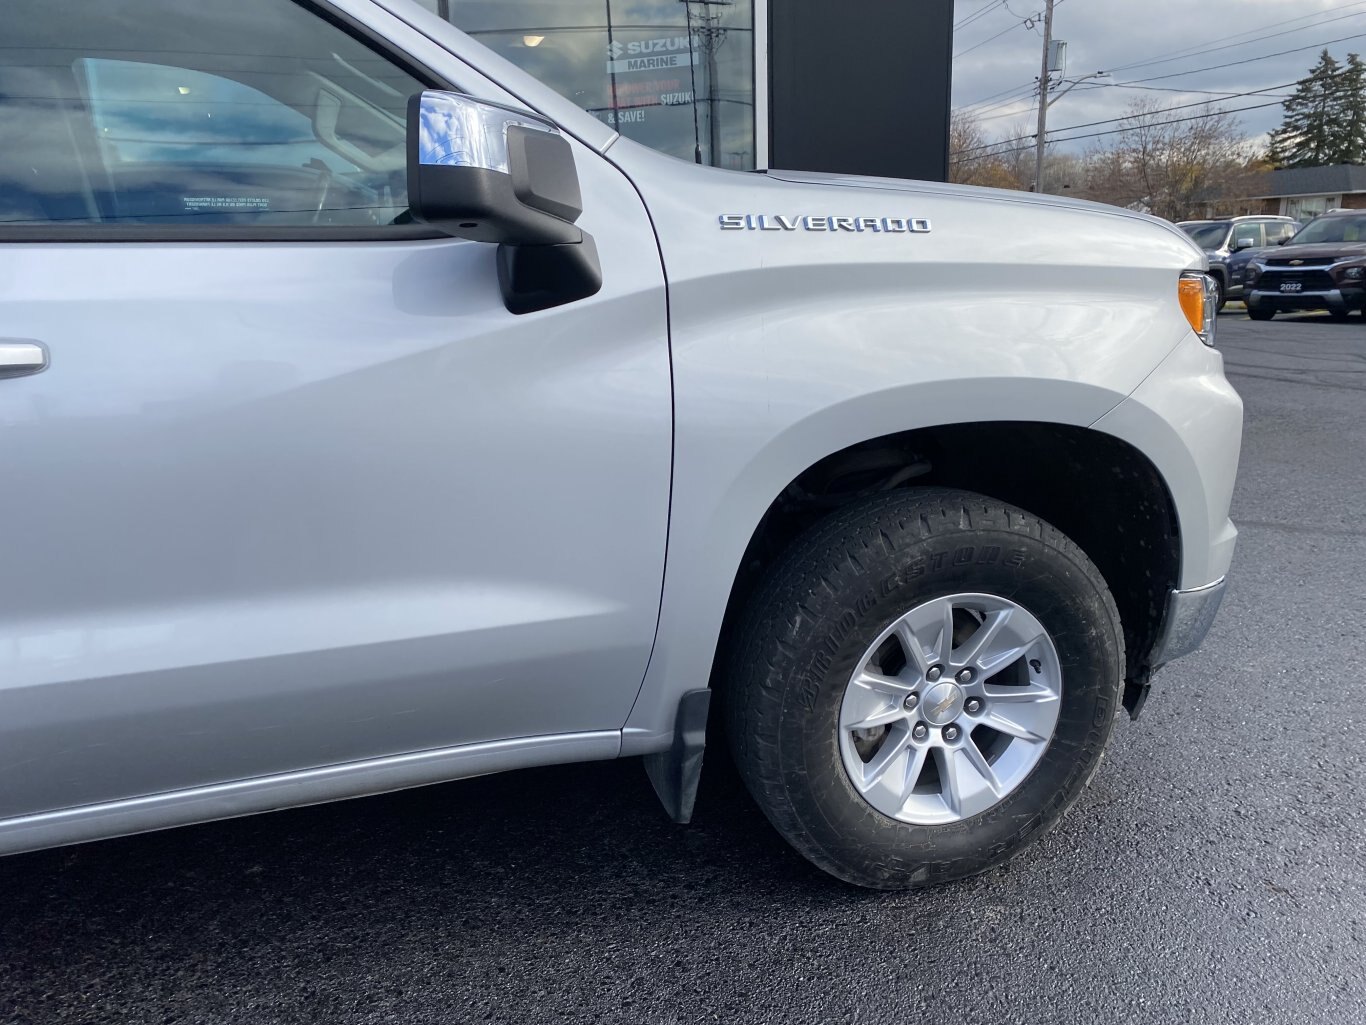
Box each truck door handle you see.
[0,340,49,378]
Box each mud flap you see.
[643,689,711,824]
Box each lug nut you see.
[964,697,983,715]
[956,668,974,684]
[912,722,929,741]
[926,665,943,682]
[942,724,961,742]
[903,692,920,711]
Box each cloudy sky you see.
[951,0,1365,153]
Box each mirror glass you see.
[415,92,557,173]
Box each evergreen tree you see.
[1268,50,1366,168]
[1339,53,1366,164]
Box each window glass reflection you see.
[446,1,755,169]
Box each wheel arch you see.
[625,375,1191,755]
[703,421,1181,706]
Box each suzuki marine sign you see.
[607,36,700,74]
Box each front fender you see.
[610,139,1207,749]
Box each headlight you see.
[1343,266,1365,280]
[1178,272,1218,347]
[1245,263,1262,283]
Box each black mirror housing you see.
[406,91,601,312]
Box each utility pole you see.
[1033,0,1055,193]
[681,0,731,166]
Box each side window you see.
[0,0,425,229]
[1233,223,1264,248]
[1267,222,1295,243]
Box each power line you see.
[1070,81,1291,98]
[954,19,1030,59]
[1049,100,1285,145]
[966,86,1041,120]
[1121,30,1366,86]
[953,0,1064,60]
[958,77,1040,109]
[956,5,1366,116]
[961,80,1361,161]
[954,0,1007,31]
[957,71,1364,156]
[1105,1,1366,75]
[967,28,1366,129]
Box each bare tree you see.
[949,111,1034,190]
[1081,99,1254,220]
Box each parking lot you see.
[1,310,1362,1025]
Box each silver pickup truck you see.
[0,0,1241,888]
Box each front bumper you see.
[1247,287,1366,314]
[1124,576,1229,719]
[1150,577,1227,668]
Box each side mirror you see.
[407,91,601,314]
[1233,237,1257,250]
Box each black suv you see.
[1177,215,1300,308]
[1245,210,1366,321]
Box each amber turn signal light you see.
[1179,272,1218,346]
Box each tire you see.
[723,488,1124,889]
[1248,305,1275,321]
[1213,275,1227,311]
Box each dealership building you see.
[414,0,953,181]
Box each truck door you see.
[0,0,671,820]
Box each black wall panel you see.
[769,0,953,181]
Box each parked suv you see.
[1178,216,1300,308]
[0,0,1242,889]
[1245,209,1366,320]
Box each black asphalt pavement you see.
[2,312,1363,1025]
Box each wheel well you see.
[711,422,1181,688]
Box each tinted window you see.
[0,0,423,228]
[1231,223,1264,247]
[1181,222,1230,249]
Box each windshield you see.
[1180,222,1230,249]
[1289,214,1366,244]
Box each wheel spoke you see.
[896,745,931,811]
[982,682,1056,703]
[937,747,966,817]
[954,608,1011,668]
[841,702,905,732]
[982,709,1049,743]
[976,627,1047,678]
[935,599,956,663]
[852,669,916,698]
[960,739,1004,797]
[855,726,911,793]
[894,620,934,676]
[841,670,913,730]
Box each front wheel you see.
[1248,305,1275,321]
[724,488,1125,889]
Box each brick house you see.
[1245,165,1366,221]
